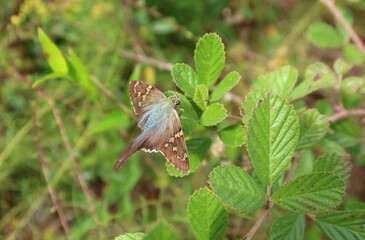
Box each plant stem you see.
[320,0,365,55]
[328,109,365,122]
[34,98,71,237]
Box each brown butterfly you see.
[114,80,190,173]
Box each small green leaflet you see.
[201,103,227,127]
[194,33,225,88]
[115,233,144,240]
[172,63,197,98]
[210,71,240,102]
[144,222,180,240]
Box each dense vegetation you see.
[1,0,365,239]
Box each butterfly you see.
[114,80,190,173]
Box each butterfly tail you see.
[114,141,143,171]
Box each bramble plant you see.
[34,28,365,240]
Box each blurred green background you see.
[1,0,365,239]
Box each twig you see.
[90,75,135,119]
[328,109,365,122]
[40,90,105,238]
[118,49,173,71]
[34,96,71,237]
[242,187,273,240]
[320,0,365,55]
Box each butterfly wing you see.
[129,80,166,116]
[141,109,190,173]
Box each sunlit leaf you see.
[115,233,144,240]
[210,71,240,102]
[37,28,68,74]
[201,103,227,126]
[247,94,299,185]
[254,65,298,97]
[195,33,225,88]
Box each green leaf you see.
[241,89,267,143]
[32,72,69,88]
[195,33,225,88]
[289,62,337,101]
[313,154,352,182]
[320,139,350,158]
[341,76,365,95]
[194,84,208,110]
[307,22,343,48]
[129,64,141,81]
[188,187,228,240]
[209,165,266,212]
[272,172,345,213]
[247,94,299,185]
[297,109,328,150]
[316,210,365,240]
[115,233,144,240]
[219,124,245,147]
[334,58,353,76]
[254,65,298,97]
[343,44,364,65]
[210,71,241,102]
[201,103,227,127]
[167,137,212,177]
[270,214,305,240]
[67,48,96,96]
[172,63,197,98]
[144,222,180,240]
[37,28,68,74]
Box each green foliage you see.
[194,33,225,88]
[247,94,299,185]
[210,71,240,102]
[315,210,365,240]
[209,166,266,212]
[270,214,305,240]
[289,62,337,101]
[115,233,145,240]
[254,65,298,97]
[218,124,245,147]
[144,222,180,240]
[272,173,345,213]
[312,154,352,181]
[188,187,228,240]
[3,1,365,239]
[200,103,227,126]
[297,109,328,150]
[307,22,344,48]
[37,28,68,74]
